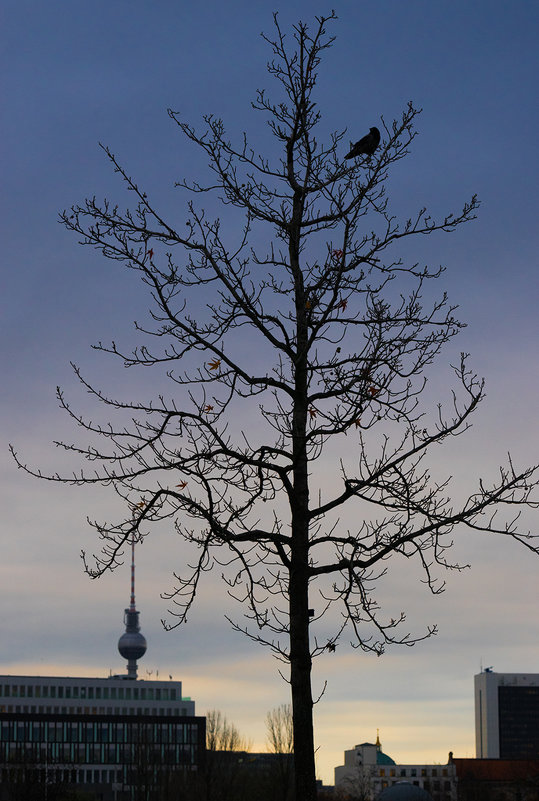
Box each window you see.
[110,688,117,699]
[379,769,386,777]
[411,768,417,777]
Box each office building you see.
[475,669,539,759]
[0,538,205,799]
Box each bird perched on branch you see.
[345,127,380,159]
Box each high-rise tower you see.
[475,669,539,758]
[117,536,147,679]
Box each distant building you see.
[475,669,539,758]
[0,538,205,799]
[334,734,456,800]
[452,757,539,801]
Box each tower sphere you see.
[118,625,147,661]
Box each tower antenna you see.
[130,534,136,611]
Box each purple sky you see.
[1,0,538,784]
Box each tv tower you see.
[117,536,147,679]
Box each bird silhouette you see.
[345,127,380,159]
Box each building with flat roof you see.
[0,538,205,799]
[452,757,539,801]
[475,669,539,759]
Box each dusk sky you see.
[1,0,538,785]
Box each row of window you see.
[379,766,451,778]
[1,767,122,785]
[1,742,197,766]
[1,720,200,745]
[1,764,195,786]
[0,704,188,716]
[1,684,178,702]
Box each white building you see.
[334,735,456,801]
[0,673,195,718]
[475,669,539,758]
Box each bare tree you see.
[206,709,250,753]
[12,12,539,801]
[335,765,375,801]
[202,710,251,801]
[266,704,293,756]
[266,704,294,800]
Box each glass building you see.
[0,677,205,799]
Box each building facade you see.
[334,736,456,801]
[475,669,539,759]
[0,676,205,800]
[453,757,539,801]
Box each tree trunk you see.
[290,247,317,800]
[290,558,317,801]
